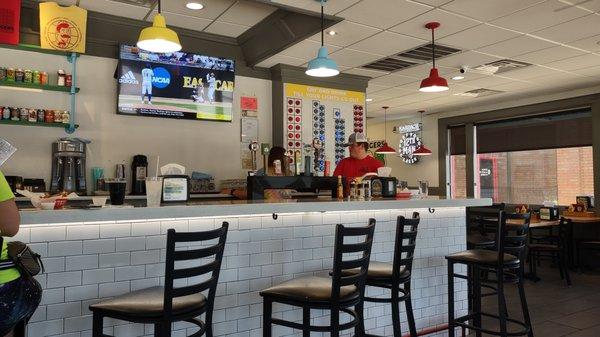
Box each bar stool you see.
[90,223,229,337]
[446,211,533,337]
[342,213,420,337]
[260,219,376,337]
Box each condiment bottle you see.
[337,175,344,200]
[57,69,66,86]
[350,180,357,200]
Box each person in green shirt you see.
[0,170,42,337]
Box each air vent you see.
[109,0,156,7]
[454,88,505,98]
[397,43,461,62]
[472,59,532,75]
[363,58,418,72]
[361,43,461,73]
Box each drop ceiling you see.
[42,0,600,119]
[258,0,600,118]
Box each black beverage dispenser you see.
[131,155,148,195]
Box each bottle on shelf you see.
[337,175,344,200]
[350,179,357,200]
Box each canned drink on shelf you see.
[37,109,45,122]
[40,72,48,85]
[0,67,6,81]
[65,74,72,87]
[15,69,24,82]
[2,107,10,120]
[10,108,20,121]
[19,108,28,121]
[6,68,15,81]
[28,109,37,122]
[33,70,41,84]
[44,109,54,123]
[57,69,66,86]
[54,110,63,123]
[24,69,32,83]
[62,110,70,124]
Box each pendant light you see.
[419,22,449,93]
[306,0,339,77]
[375,106,396,154]
[413,110,432,156]
[137,0,182,53]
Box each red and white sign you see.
[241,96,258,111]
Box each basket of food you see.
[18,190,78,210]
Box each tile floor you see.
[470,265,600,337]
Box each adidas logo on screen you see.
[119,71,139,84]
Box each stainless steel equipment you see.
[50,138,87,194]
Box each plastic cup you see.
[145,177,163,207]
[107,179,127,205]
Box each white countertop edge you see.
[19,198,492,225]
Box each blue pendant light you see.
[306,0,339,77]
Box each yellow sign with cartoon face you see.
[39,2,87,53]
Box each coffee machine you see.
[50,138,87,194]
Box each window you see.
[448,109,594,205]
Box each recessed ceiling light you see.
[328,30,337,36]
[186,2,204,10]
[366,98,373,102]
[452,75,465,80]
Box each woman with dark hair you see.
[0,170,42,337]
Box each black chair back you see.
[163,222,229,318]
[392,212,420,280]
[467,206,504,237]
[502,212,531,262]
[557,217,572,254]
[331,219,376,302]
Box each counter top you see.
[19,197,491,225]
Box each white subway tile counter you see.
[14,198,490,337]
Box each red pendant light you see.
[376,106,396,154]
[413,110,432,156]
[419,22,449,93]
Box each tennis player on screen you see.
[141,64,154,105]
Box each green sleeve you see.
[0,171,14,202]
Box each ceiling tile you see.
[491,80,538,92]
[476,36,558,58]
[461,74,515,87]
[571,65,600,77]
[393,64,456,78]
[441,0,543,22]
[308,21,382,47]
[544,53,600,71]
[515,45,588,64]
[79,0,148,20]
[343,67,390,77]
[389,9,480,40]
[411,0,454,6]
[162,0,236,20]
[337,0,432,30]
[533,14,600,43]
[218,0,277,26]
[437,24,521,50]
[367,84,393,94]
[269,0,362,14]
[348,31,426,57]
[148,11,213,31]
[568,34,600,53]
[497,65,561,81]
[436,51,502,69]
[203,21,249,37]
[370,74,420,86]
[279,40,341,60]
[490,1,589,33]
[557,0,600,12]
[329,48,384,68]
[255,53,306,68]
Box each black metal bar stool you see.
[260,219,376,337]
[446,211,533,337]
[90,222,229,337]
[343,212,420,337]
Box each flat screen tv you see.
[117,44,235,122]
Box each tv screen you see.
[117,45,235,122]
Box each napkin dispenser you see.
[539,207,559,221]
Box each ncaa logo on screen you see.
[152,67,170,88]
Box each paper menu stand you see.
[0,139,16,167]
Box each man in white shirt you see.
[206,73,216,104]
[141,64,154,104]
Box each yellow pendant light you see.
[137,0,182,53]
